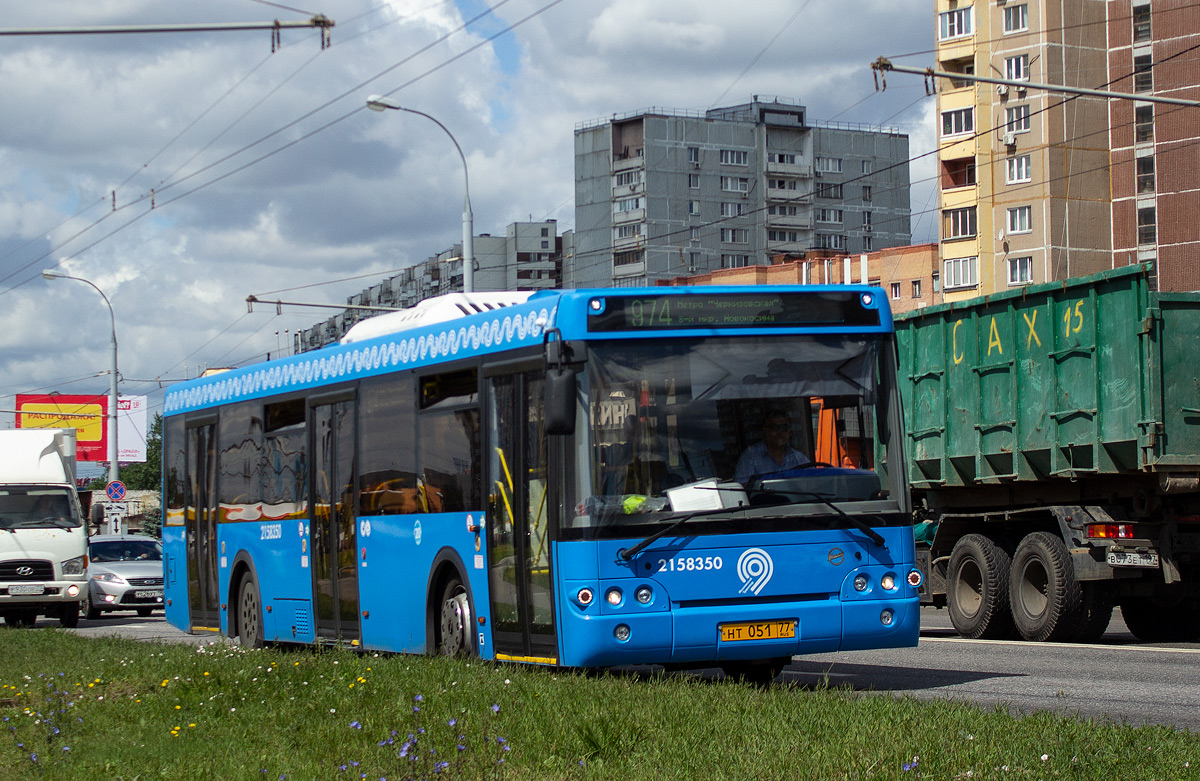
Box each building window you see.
[540,227,550,237]
[768,230,800,242]
[688,173,700,189]
[719,149,749,166]
[1004,106,1030,136]
[1007,256,1032,285]
[1133,4,1151,42]
[614,196,642,213]
[769,178,798,190]
[768,204,799,216]
[862,211,872,228]
[862,185,872,201]
[722,254,752,268]
[613,250,643,267]
[943,158,977,188]
[938,6,974,40]
[687,146,700,163]
[912,280,923,298]
[721,176,749,193]
[688,200,701,216]
[689,251,701,270]
[862,235,873,251]
[890,283,901,300]
[690,226,700,241]
[813,234,846,250]
[1137,156,1156,194]
[1135,105,1154,143]
[613,223,644,240]
[861,160,872,175]
[720,228,749,243]
[1004,4,1028,33]
[768,152,797,164]
[816,183,844,199]
[720,202,746,217]
[1134,55,1153,92]
[1005,54,1029,81]
[944,256,978,289]
[815,157,843,173]
[1007,205,1032,234]
[540,240,549,249]
[943,206,977,240]
[1138,207,1157,245]
[1006,155,1032,184]
[816,208,843,224]
[613,170,643,187]
[941,107,975,137]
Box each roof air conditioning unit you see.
[997,84,1009,96]
[1002,132,1016,147]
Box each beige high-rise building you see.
[934,0,1113,300]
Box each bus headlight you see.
[614,624,630,642]
[576,588,594,607]
[881,574,896,591]
[853,574,869,592]
[635,586,653,604]
[605,588,623,606]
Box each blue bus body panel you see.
[553,526,918,668]
[163,524,189,630]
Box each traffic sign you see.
[105,480,127,502]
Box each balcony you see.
[766,213,813,230]
[765,161,813,178]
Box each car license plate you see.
[8,584,45,595]
[1107,550,1160,568]
[135,590,163,599]
[719,620,796,642]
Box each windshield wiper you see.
[748,487,887,548]
[617,506,738,562]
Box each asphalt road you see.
[61,606,1200,731]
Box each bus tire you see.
[947,534,1014,639]
[1009,532,1081,642]
[722,658,789,686]
[436,574,473,657]
[236,573,264,649]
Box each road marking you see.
[921,635,1200,655]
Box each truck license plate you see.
[8,584,45,595]
[1107,550,1160,568]
[719,620,796,642]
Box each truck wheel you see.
[59,601,81,629]
[1072,583,1114,642]
[236,574,264,649]
[1009,532,1082,642]
[947,534,1014,639]
[435,575,474,656]
[1118,596,1200,642]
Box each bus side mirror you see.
[545,366,577,435]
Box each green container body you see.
[895,264,1200,490]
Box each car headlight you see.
[62,555,87,576]
[92,572,127,585]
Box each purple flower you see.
[413,695,423,702]
[491,704,500,713]
[448,718,456,727]
[350,721,362,730]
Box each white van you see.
[0,429,88,627]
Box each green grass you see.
[0,628,1197,779]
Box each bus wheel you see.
[946,534,1014,639]
[437,575,473,656]
[59,601,80,628]
[1009,532,1081,642]
[237,574,264,649]
[722,658,788,686]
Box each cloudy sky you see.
[0,0,936,437]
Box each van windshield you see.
[0,487,82,530]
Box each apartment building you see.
[935,0,1112,300]
[1108,1,1200,291]
[571,98,911,288]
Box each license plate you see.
[8,584,45,595]
[1107,550,1160,568]
[719,620,796,643]
[135,590,163,599]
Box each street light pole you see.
[41,270,119,488]
[366,95,474,293]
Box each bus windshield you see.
[0,487,82,530]
[566,335,905,539]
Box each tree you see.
[120,413,162,491]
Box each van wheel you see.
[237,574,264,649]
[436,575,473,656]
[946,534,1014,639]
[1009,532,1082,642]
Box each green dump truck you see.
[896,263,1200,642]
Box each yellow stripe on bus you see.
[495,653,557,665]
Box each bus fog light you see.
[635,586,652,604]
[880,609,894,626]
[576,588,594,607]
[614,624,630,642]
[853,574,869,592]
[907,569,923,588]
[606,588,623,606]
[881,574,896,591]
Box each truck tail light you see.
[1087,523,1135,539]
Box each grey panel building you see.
[570,98,911,288]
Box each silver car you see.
[85,534,164,619]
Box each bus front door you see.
[185,420,220,632]
[486,372,557,663]
[310,396,360,644]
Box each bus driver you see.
[734,409,810,484]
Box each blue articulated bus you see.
[162,285,920,678]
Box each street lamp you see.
[41,269,119,487]
[366,95,475,293]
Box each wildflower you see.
[448,718,457,727]
[350,721,362,730]
[491,704,500,714]
[1041,754,1049,761]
